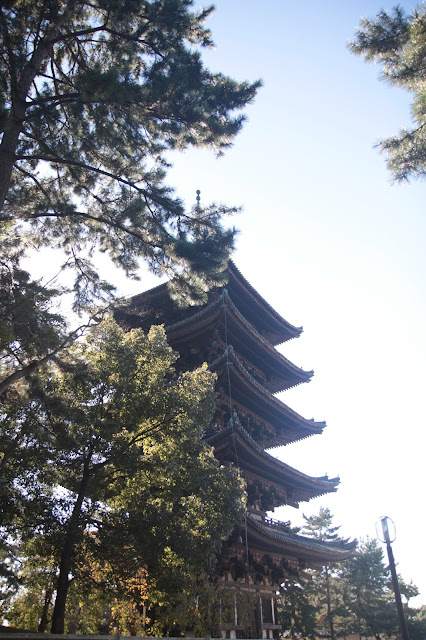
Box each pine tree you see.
[349,4,426,182]
[340,538,398,638]
[301,508,344,640]
[278,576,317,640]
[408,605,426,640]
[0,1,260,290]
[0,0,261,393]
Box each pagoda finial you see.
[196,189,201,211]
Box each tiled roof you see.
[165,289,312,392]
[210,347,325,445]
[246,513,357,562]
[207,423,338,505]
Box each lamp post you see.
[376,516,410,640]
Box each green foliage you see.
[1,318,245,633]
[278,509,423,640]
[144,576,257,637]
[408,604,426,640]
[340,537,398,638]
[0,0,260,308]
[301,507,341,542]
[278,577,317,640]
[0,2,255,632]
[0,540,57,632]
[0,0,260,397]
[300,508,345,640]
[0,237,65,370]
[349,4,426,182]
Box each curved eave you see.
[115,261,303,348]
[166,291,312,392]
[207,424,339,506]
[227,261,302,345]
[246,514,356,564]
[211,348,325,446]
[222,291,312,391]
[115,282,173,330]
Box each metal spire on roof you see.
[195,189,201,211]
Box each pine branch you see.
[15,153,149,194]
[0,310,106,397]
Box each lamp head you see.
[376,515,396,543]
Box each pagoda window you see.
[261,597,274,624]
[245,483,258,509]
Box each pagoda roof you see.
[211,347,325,446]
[226,262,302,346]
[245,513,356,566]
[207,424,338,507]
[166,289,312,393]
[114,261,302,347]
[115,281,180,330]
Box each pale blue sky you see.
[159,0,426,605]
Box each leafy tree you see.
[139,574,257,637]
[1,540,58,633]
[0,236,64,380]
[408,604,426,640]
[1,318,245,633]
[0,231,105,396]
[349,4,426,182]
[1,6,257,632]
[276,509,424,640]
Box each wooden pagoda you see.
[115,261,355,639]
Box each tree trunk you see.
[38,587,53,632]
[325,565,335,640]
[0,125,22,215]
[0,5,71,214]
[50,454,92,634]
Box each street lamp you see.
[376,516,410,640]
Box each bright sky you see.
[157,0,426,606]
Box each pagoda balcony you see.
[261,514,292,533]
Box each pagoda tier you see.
[117,287,311,395]
[166,289,312,393]
[115,261,353,640]
[218,513,355,639]
[226,261,303,345]
[116,260,302,346]
[206,424,338,511]
[222,514,356,581]
[210,345,324,448]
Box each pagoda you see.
[115,261,355,639]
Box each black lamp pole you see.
[378,516,410,640]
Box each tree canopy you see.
[300,508,345,640]
[0,0,260,299]
[0,0,260,392]
[277,510,423,640]
[349,4,426,182]
[1,318,246,634]
[0,3,256,633]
